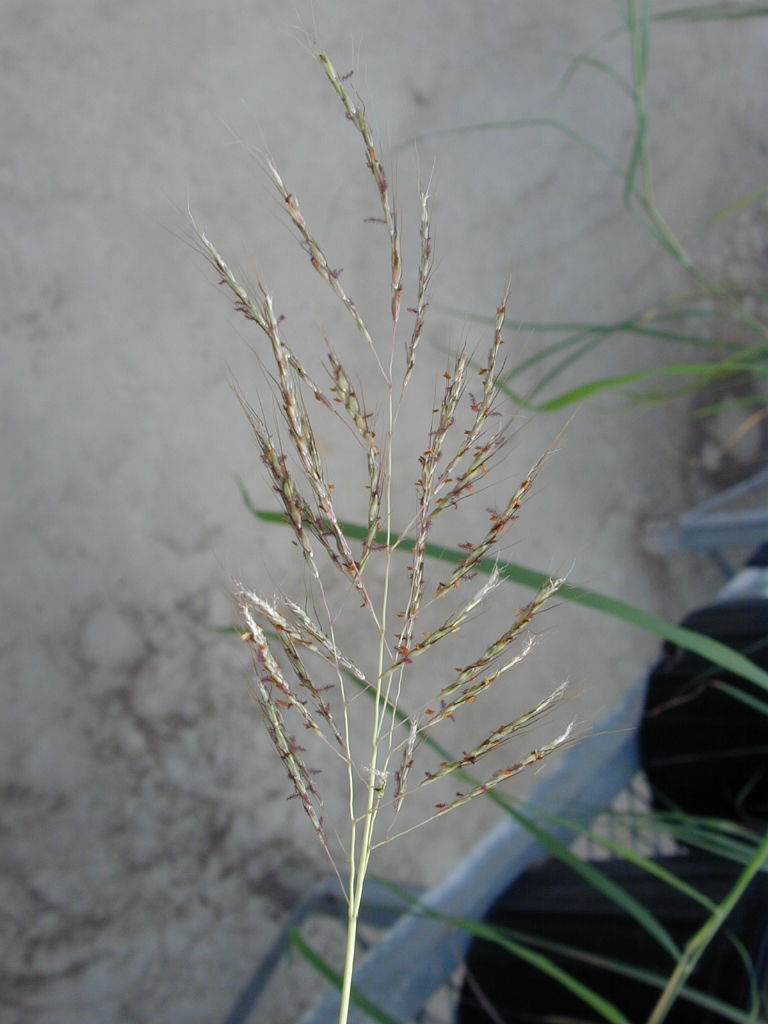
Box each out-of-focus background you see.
[2,2,766,1021]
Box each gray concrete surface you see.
[2,2,766,1022]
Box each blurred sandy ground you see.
[1,2,766,1021]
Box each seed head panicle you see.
[198,46,572,897]
[239,603,323,743]
[428,294,509,518]
[396,350,469,659]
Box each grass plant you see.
[193,47,576,1024]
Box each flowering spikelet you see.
[387,569,502,685]
[197,230,332,410]
[239,603,323,743]
[264,156,377,356]
[422,635,537,730]
[404,188,432,388]
[436,449,552,596]
[439,576,564,703]
[197,229,363,591]
[393,716,418,814]
[318,53,401,327]
[327,347,382,571]
[422,681,568,784]
[253,674,328,852]
[397,351,468,660]
[428,296,509,518]
[428,724,574,819]
[249,413,320,579]
[237,587,345,750]
[284,598,371,690]
[407,568,501,661]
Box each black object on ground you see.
[639,597,768,823]
[457,850,768,1024]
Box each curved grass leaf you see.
[703,184,768,228]
[713,681,768,718]
[438,305,747,404]
[553,51,635,98]
[498,357,768,412]
[239,489,768,693]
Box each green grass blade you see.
[448,917,634,1024]
[504,799,719,912]
[366,885,631,1024]
[497,929,762,1024]
[653,4,768,23]
[558,23,628,92]
[597,811,762,867]
[554,51,635,98]
[487,804,681,960]
[693,393,768,419]
[524,335,609,401]
[502,329,604,381]
[703,184,768,227]
[641,0,652,70]
[713,681,768,717]
[439,306,741,385]
[613,0,630,26]
[646,827,768,1024]
[239,493,768,693]
[515,322,749,402]
[469,934,632,1024]
[498,358,768,412]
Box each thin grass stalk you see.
[646,826,768,1024]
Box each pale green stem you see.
[337,331,396,1024]
[645,826,768,1024]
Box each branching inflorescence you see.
[195,48,571,1024]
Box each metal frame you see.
[645,468,768,560]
